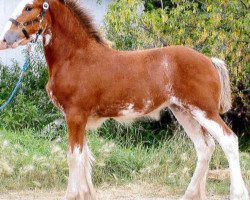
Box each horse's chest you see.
[46,84,65,113]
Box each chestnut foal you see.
[0,0,249,199]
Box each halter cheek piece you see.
[9,0,50,43]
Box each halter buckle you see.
[43,2,49,10]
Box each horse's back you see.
[121,45,221,115]
[96,45,221,118]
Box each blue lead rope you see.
[0,55,30,111]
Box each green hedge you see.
[0,45,60,130]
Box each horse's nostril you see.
[3,38,6,43]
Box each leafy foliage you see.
[0,45,61,130]
[104,0,250,137]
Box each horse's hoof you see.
[180,194,205,200]
[65,189,78,200]
[78,190,95,200]
[231,185,249,200]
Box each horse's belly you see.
[87,102,169,130]
[86,117,107,130]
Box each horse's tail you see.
[211,57,232,114]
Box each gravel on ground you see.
[0,184,228,200]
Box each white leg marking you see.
[171,107,215,200]
[66,143,95,200]
[192,109,249,200]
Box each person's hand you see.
[0,40,7,50]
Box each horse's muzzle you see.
[3,30,19,46]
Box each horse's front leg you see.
[65,109,96,200]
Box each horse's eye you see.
[25,6,33,12]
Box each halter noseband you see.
[9,0,50,43]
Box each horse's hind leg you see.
[170,105,215,200]
[192,110,249,200]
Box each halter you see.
[9,0,50,43]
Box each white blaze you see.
[11,0,35,19]
[0,0,35,40]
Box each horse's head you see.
[0,0,53,49]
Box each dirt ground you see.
[0,184,227,200]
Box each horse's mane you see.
[65,0,106,45]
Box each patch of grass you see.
[0,127,249,195]
[0,129,68,190]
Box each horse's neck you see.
[43,1,102,75]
